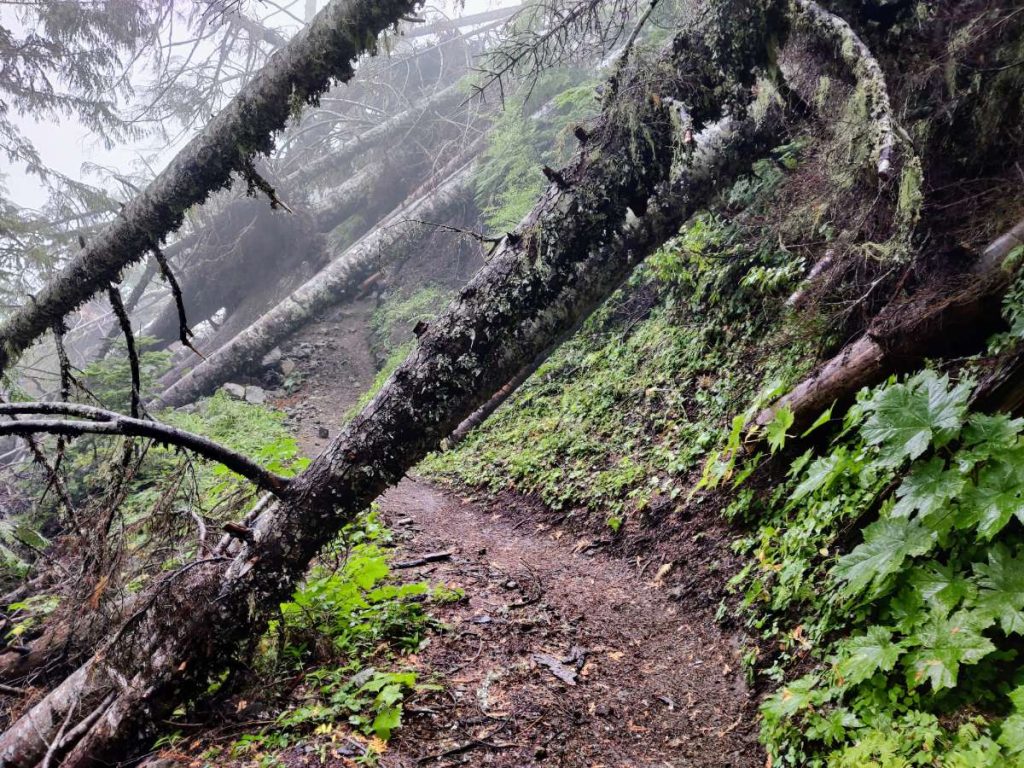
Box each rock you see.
[174,403,198,414]
[244,386,267,405]
[222,383,246,400]
[261,347,283,368]
[317,426,330,439]
[280,358,296,375]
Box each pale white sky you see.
[3,0,508,210]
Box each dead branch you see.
[151,244,202,359]
[0,402,290,495]
[393,550,454,569]
[106,286,142,419]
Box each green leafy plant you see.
[224,511,447,762]
[731,370,1024,766]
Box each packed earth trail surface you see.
[270,306,764,768]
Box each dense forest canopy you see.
[0,0,1023,766]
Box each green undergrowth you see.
[729,367,1024,767]
[474,70,599,232]
[418,111,1024,765]
[3,353,308,627]
[348,285,456,419]
[423,141,815,531]
[184,510,458,766]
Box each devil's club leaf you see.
[903,610,995,691]
[908,561,974,617]
[835,625,905,684]
[891,456,964,531]
[974,544,1024,635]
[834,518,935,597]
[960,456,1024,540]
[860,371,970,467]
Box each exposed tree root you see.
[787,0,900,180]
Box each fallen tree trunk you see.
[756,215,1024,432]
[0,0,423,377]
[0,13,784,760]
[154,153,482,407]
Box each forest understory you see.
[191,300,762,768]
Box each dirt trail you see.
[281,309,762,767]
[375,479,761,768]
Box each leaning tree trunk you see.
[0,11,785,761]
[154,152,482,407]
[142,102,481,350]
[0,0,424,377]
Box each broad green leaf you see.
[806,707,861,747]
[834,518,935,597]
[761,674,820,720]
[1001,714,1024,755]
[909,561,974,617]
[800,405,834,438]
[860,371,971,467]
[903,610,995,691]
[960,413,1024,466]
[766,404,795,454]
[960,457,1024,540]
[1010,683,1024,712]
[974,544,1024,634]
[347,555,390,590]
[835,626,905,684]
[792,450,849,502]
[372,704,402,740]
[891,456,965,531]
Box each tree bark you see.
[0,0,423,377]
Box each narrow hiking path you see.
[374,479,761,767]
[273,303,763,767]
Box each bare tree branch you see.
[0,403,291,495]
[106,286,143,419]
